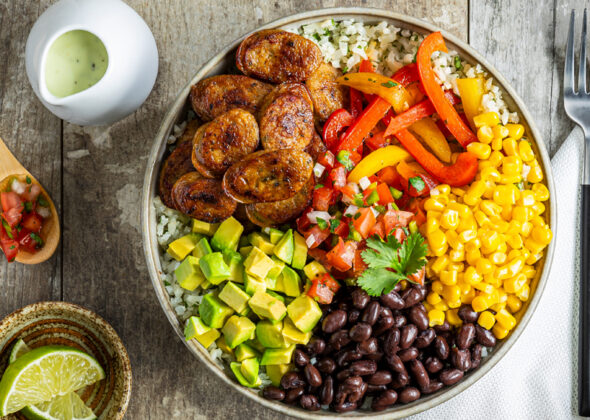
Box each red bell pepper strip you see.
[365,130,389,151]
[392,63,420,86]
[395,129,478,187]
[383,99,436,137]
[349,88,363,118]
[417,32,477,148]
[358,60,377,102]
[323,108,355,151]
[337,97,391,152]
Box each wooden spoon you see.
[0,137,60,264]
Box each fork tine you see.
[566,10,576,94]
[581,9,588,94]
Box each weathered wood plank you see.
[0,0,62,318]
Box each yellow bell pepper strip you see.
[336,97,391,153]
[417,32,477,148]
[409,117,452,163]
[456,77,485,131]
[347,145,411,183]
[336,73,411,114]
[395,129,478,187]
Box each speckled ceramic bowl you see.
[142,8,557,419]
[0,302,132,420]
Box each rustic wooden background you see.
[0,0,579,418]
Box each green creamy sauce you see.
[44,30,108,98]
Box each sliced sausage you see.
[177,119,200,145]
[236,29,322,83]
[222,149,313,204]
[190,74,272,122]
[172,172,237,223]
[305,61,348,122]
[245,175,313,226]
[258,83,314,151]
[192,109,259,178]
[304,130,327,162]
[159,140,195,209]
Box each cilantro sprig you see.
[357,232,428,296]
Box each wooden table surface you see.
[0,0,579,418]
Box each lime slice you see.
[0,346,105,416]
[9,339,32,364]
[20,392,97,420]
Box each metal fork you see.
[564,8,590,417]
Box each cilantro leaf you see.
[380,80,398,88]
[329,218,341,233]
[316,217,328,230]
[336,150,355,171]
[409,176,426,193]
[362,235,401,270]
[357,267,405,296]
[398,232,428,278]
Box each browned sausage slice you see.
[258,83,314,151]
[190,74,272,121]
[158,140,195,209]
[192,109,260,178]
[305,61,348,122]
[172,172,237,223]
[222,149,313,204]
[177,119,200,145]
[245,176,313,227]
[236,29,322,83]
[304,130,327,162]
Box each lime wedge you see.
[9,339,32,364]
[20,392,97,420]
[0,346,105,416]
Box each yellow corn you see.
[467,142,492,160]
[532,183,549,201]
[446,308,462,325]
[506,123,525,140]
[477,310,496,329]
[474,112,500,128]
[477,126,494,144]
[428,309,445,327]
[492,125,509,140]
[527,159,544,183]
[493,324,510,339]
[495,309,516,330]
[427,292,442,305]
[440,209,460,230]
[518,140,534,162]
[471,295,489,312]
[502,138,518,156]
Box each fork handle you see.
[580,184,590,416]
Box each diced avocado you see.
[248,232,275,254]
[199,252,230,284]
[244,272,267,295]
[239,235,250,248]
[174,256,205,291]
[292,231,308,270]
[248,291,287,321]
[235,343,259,362]
[303,260,327,280]
[282,317,312,345]
[266,364,293,387]
[219,282,250,313]
[192,237,213,259]
[192,219,219,235]
[216,336,234,356]
[221,315,256,349]
[266,290,285,303]
[245,338,266,353]
[280,266,302,297]
[167,233,201,261]
[195,329,220,349]
[244,247,275,280]
[239,246,253,259]
[223,249,244,283]
[200,279,212,289]
[230,362,261,388]
[274,274,285,293]
[184,316,211,340]
[256,320,287,348]
[260,345,295,366]
[211,217,243,252]
[240,357,260,384]
[265,257,285,291]
[287,295,322,333]
[199,294,234,328]
[273,229,294,264]
[269,228,285,244]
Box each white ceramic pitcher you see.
[25,0,159,126]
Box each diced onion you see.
[307,211,332,224]
[313,163,325,178]
[359,176,371,190]
[11,179,25,194]
[370,207,380,218]
[306,234,316,248]
[344,205,358,217]
[37,206,51,219]
[347,182,360,194]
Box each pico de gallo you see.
[0,176,51,262]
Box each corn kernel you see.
[506,234,523,249]
[443,285,461,302]
[516,284,530,301]
[518,140,534,162]
[463,266,482,285]
[472,295,489,312]
[503,155,523,175]
[440,270,458,286]
[432,280,444,294]
[489,151,504,167]
[532,225,552,245]
[490,252,507,265]
[518,190,535,207]
[506,123,525,140]
[491,137,503,151]
[446,308,462,325]
[467,142,492,160]
[428,309,445,327]
[466,249,482,266]
[480,167,501,182]
[456,215,477,233]
[531,202,546,217]
[427,292,442,305]
[449,263,465,272]
[428,229,447,249]
[522,265,536,279]
[492,324,510,339]
[474,112,500,128]
[424,198,446,212]
[461,287,476,304]
[475,258,494,275]
[426,216,440,234]
[493,185,520,206]
[431,255,449,274]
[449,248,465,262]
[525,252,542,265]
[495,309,516,330]
[531,183,549,201]
[524,237,545,254]
[473,282,495,294]
[492,125,509,140]
[440,209,460,230]
[434,301,449,311]
[527,160,544,183]
[512,206,529,223]
[507,295,523,313]
[465,238,482,252]
[502,138,518,156]
[477,311,496,329]
[521,221,533,237]
[477,126,494,143]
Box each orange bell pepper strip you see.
[409,118,452,163]
[394,129,478,187]
[417,32,477,148]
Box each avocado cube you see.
[266,290,285,303]
[192,237,213,259]
[199,252,231,285]
[167,233,201,261]
[195,329,221,349]
[184,316,211,340]
[292,231,308,269]
[266,364,293,387]
[199,294,234,328]
[192,219,219,235]
[211,217,243,252]
[216,336,234,356]
[219,282,250,313]
[241,357,260,385]
[244,272,267,295]
[222,315,256,349]
[268,228,285,244]
[200,279,212,290]
[248,232,275,254]
[282,317,312,345]
[303,260,327,280]
[245,338,266,353]
[287,295,322,333]
[280,266,302,297]
[248,291,287,321]
[260,345,296,366]
[223,249,244,283]
[235,343,259,362]
[265,257,285,291]
[173,256,205,291]
[244,247,275,280]
[274,274,286,294]
[273,229,294,264]
[239,246,253,259]
[230,362,261,388]
[256,320,288,348]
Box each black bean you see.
[398,346,419,362]
[371,389,398,411]
[399,386,421,403]
[380,291,405,310]
[305,337,326,355]
[380,307,393,319]
[357,337,379,355]
[361,301,381,326]
[434,336,450,360]
[383,328,400,356]
[471,344,483,370]
[415,285,428,300]
[329,330,351,351]
[421,381,444,394]
[373,316,395,336]
[367,384,387,394]
[458,304,479,323]
[350,322,372,342]
[439,368,464,385]
[300,394,320,411]
[284,386,305,404]
[351,288,370,309]
[415,328,436,348]
[401,288,422,307]
[293,349,310,367]
[434,320,451,332]
[348,309,360,324]
[457,323,476,349]
[337,302,350,312]
[409,305,430,331]
[350,359,377,376]
[408,359,430,388]
[262,386,285,401]
[280,372,305,390]
[385,354,406,373]
[316,357,336,374]
[424,356,444,374]
[393,282,402,292]
[348,381,368,403]
[323,310,347,333]
[368,370,393,385]
[393,314,407,328]
[320,376,334,405]
[336,349,362,367]
[400,324,418,349]
[390,370,410,389]
[304,364,323,387]
[365,351,384,362]
[336,368,353,381]
[333,401,357,413]
[475,325,497,347]
[341,375,363,394]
